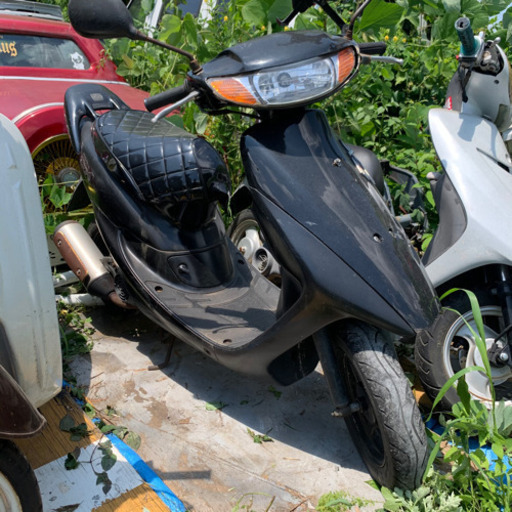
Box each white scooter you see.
[415,17,512,410]
[0,114,62,510]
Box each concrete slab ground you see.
[69,307,385,512]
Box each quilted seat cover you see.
[95,109,230,211]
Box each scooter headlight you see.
[207,47,357,108]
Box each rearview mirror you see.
[68,0,139,40]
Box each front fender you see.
[0,365,46,439]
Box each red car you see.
[0,1,149,185]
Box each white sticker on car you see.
[70,52,85,70]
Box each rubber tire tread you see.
[335,320,427,490]
[415,289,494,411]
[0,439,42,511]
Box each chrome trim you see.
[12,103,62,124]
[0,76,129,85]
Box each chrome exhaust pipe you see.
[53,221,129,308]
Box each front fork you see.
[312,328,360,417]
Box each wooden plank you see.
[15,390,176,511]
[15,391,102,469]
[92,483,171,512]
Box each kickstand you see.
[147,335,176,371]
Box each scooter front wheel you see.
[0,439,42,511]
[333,320,427,490]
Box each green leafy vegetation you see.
[317,489,371,511]
[246,427,273,444]
[379,290,512,510]
[205,400,228,411]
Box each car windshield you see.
[0,34,90,69]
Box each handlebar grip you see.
[144,83,190,112]
[455,17,477,56]
[358,42,387,55]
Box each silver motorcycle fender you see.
[425,108,512,287]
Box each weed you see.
[246,428,273,444]
[57,302,94,359]
[267,386,282,400]
[381,289,512,510]
[317,490,371,512]
[205,400,227,411]
[231,492,275,512]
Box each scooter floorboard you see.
[125,242,280,347]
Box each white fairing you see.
[459,46,512,130]
[0,114,61,407]
[426,108,512,287]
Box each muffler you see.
[53,221,129,308]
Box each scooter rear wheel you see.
[0,439,42,511]
[333,320,427,490]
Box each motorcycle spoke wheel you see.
[0,440,42,512]
[416,290,512,411]
[332,320,427,490]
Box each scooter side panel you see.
[0,115,61,408]
[425,108,512,287]
[241,109,438,333]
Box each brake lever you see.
[360,55,404,66]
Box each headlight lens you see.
[208,46,357,108]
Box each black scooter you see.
[58,0,439,490]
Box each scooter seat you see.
[94,109,230,214]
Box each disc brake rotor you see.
[443,306,512,403]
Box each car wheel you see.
[0,439,42,511]
[33,136,80,209]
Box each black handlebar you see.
[145,83,191,112]
[359,41,387,55]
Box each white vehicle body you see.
[424,108,512,287]
[0,113,61,408]
[416,23,512,408]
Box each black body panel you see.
[241,109,438,331]
[201,30,352,78]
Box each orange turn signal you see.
[337,47,356,84]
[209,78,258,106]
